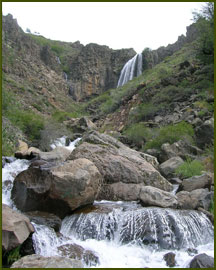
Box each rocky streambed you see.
[2,131,214,268]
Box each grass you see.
[175,158,204,178]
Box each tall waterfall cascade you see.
[117,53,142,87]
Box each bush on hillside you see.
[175,158,204,178]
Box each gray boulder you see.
[189,253,214,268]
[69,131,172,201]
[12,158,102,218]
[180,173,212,192]
[159,156,184,179]
[11,254,83,268]
[2,204,34,251]
[177,189,213,210]
[139,186,178,208]
[64,116,97,134]
[38,146,71,163]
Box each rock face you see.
[64,116,97,134]
[139,186,178,208]
[69,131,172,200]
[2,204,35,251]
[195,117,214,148]
[11,254,83,268]
[11,158,102,218]
[189,253,214,268]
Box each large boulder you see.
[37,146,71,163]
[11,158,102,218]
[159,156,184,179]
[177,188,213,210]
[11,254,83,268]
[68,131,172,200]
[189,253,214,268]
[139,186,178,208]
[58,243,99,266]
[2,204,35,252]
[180,173,212,192]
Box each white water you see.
[2,137,214,268]
[117,53,142,87]
[63,72,68,81]
[50,136,81,151]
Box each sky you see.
[2,2,205,53]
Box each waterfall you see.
[63,72,68,81]
[117,53,142,87]
[61,202,214,250]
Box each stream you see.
[2,137,214,268]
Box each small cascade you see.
[50,136,81,151]
[117,53,142,87]
[61,202,214,250]
[56,56,61,64]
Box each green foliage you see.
[209,199,214,214]
[2,128,16,156]
[175,158,204,178]
[123,123,154,147]
[7,246,21,265]
[193,3,214,64]
[144,121,194,150]
[2,88,44,142]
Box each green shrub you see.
[175,158,204,178]
[209,199,214,214]
[144,121,194,150]
[7,246,21,265]
[123,123,154,147]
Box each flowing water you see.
[117,53,142,87]
[2,137,214,268]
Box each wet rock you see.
[139,186,178,208]
[169,177,182,185]
[58,243,99,266]
[11,158,102,218]
[180,173,212,192]
[2,156,16,168]
[187,248,198,256]
[159,156,184,179]
[11,254,83,268]
[177,189,212,210]
[163,252,176,267]
[25,211,62,232]
[189,253,214,268]
[69,131,172,201]
[2,204,34,251]
[197,207,214,225]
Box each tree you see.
[193,2,214,64]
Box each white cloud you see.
[2,2,204,53]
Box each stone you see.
[64,116,97,134]
[195,117,214,148]
[58,243,99,266]
[139,186,178,208]
[169,178,182,185]
[15,140,28,159]
[159,156,184,179]
[180,173,212,192]
[189,253,214,268]
[38,146,71,163]
[11,254,83,268]
[69,131,172,201]
[25,211,62,232]
[2,204,34,251]
[187,248,198,256]
[163,252,176,267]
[11,158,102,218]
[177,189,212,210]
